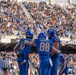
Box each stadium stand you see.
[0,0,76,75]
[23,2,76,38]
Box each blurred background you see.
[0,0,76,75]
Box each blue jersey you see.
[35,39,53,60]
[17,38,32,75]
[18,38,32,60]
[60,55,68,68]
[50,36,61,58]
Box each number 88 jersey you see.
[35,39,53,60]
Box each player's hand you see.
[59,71,62,75]
[21,62,26,65]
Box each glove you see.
[21,60,26,65]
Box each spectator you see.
[1,56,9,75]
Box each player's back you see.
[19,38,32,59]
[35,39,53,60]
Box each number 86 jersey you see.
[35,39,53,60]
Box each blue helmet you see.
[26,30,33,38]
[38,32,46,39]
[47,29,56,37]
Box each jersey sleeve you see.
[19,38,25,44]
[50,40,53,49]
[53,36,59,42]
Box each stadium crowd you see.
[23,2,76,38]
[0,1,76,38]
[0,51,19,75]
[0,1,34,37]
[29,53,76,75]
[0,1,76,75]
[0,51,76,75]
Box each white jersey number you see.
[40,42,50,52]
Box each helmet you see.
[47,29,56,37]
[38,32,46,39]
[26,30,33,38]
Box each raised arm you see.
[24,40,36,46]
[13,42,20,54]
